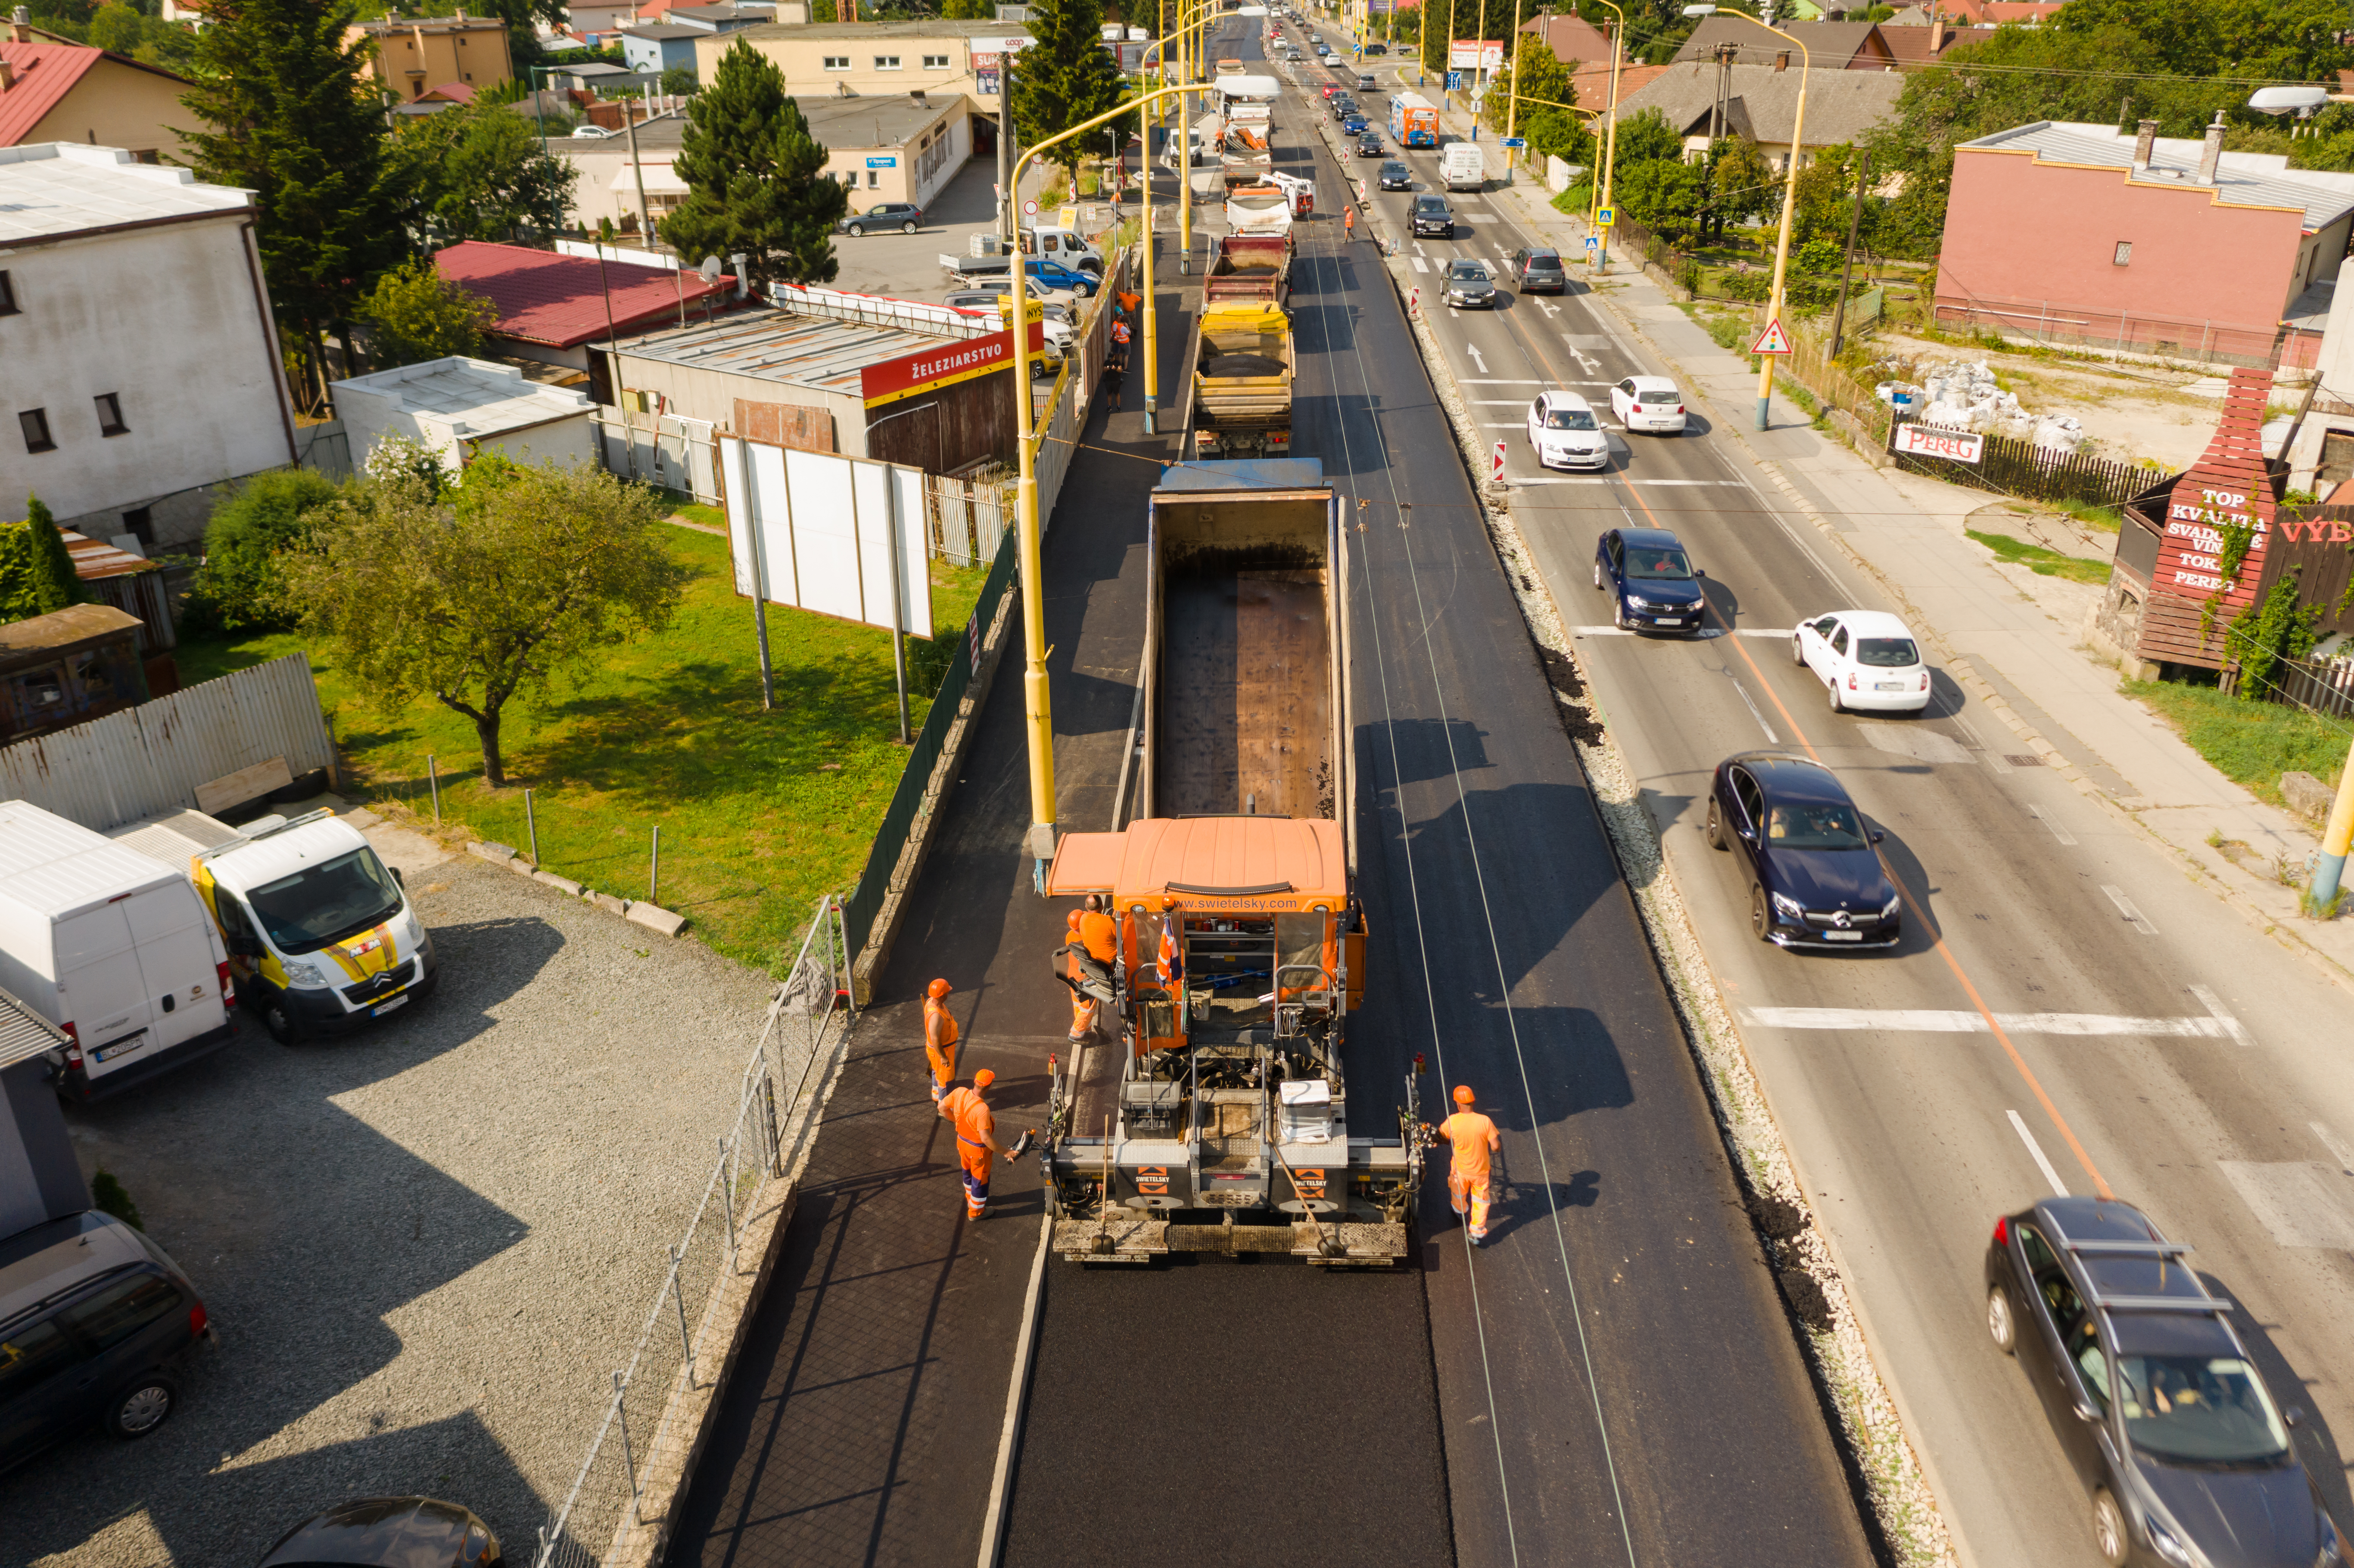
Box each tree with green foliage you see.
[281,458,687,788]
[940,0,995,18]
[358,260,499,367]
[1608,106,1685,169]
[660,64,698,95]
[185,469,344,633]
[663,40,849,289]
[1616,156,1708,243]
[181,0,406,412]
[388,101,578,244]
[1483,33,1593,172]
[0,497,90,625]
[1704,134,1778,236]
[85,3,199,69]
[1008,0,1131,182]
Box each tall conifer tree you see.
[1008,0,1129,183]
[663,41,849,289]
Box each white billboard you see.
[719,438,933,638]
[1449,38,1504,69]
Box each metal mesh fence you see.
[531,896,854,1568]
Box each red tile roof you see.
[417,80,477,103]
[0,39,103,146]
[433,240,737,349]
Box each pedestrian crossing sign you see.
[1750,316,1794,355]
[1595,205,1614,227]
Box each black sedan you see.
[1330,95,1358,120]
[1593,525,1703,633]
[1985,1197,2348,1568]
[838,201,923,236]
[260,1498,502,1566]
[1355,131,1385,157]
[1411,194,1453,236]
[1378,159,1412,190]
[1505,246,1568,292]
[1703,752,1900,949]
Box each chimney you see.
[0,59,12,90]
[1929,13,1945,50]
[8,4,31,42]
[2197,109,2224,185]
[730,252,747,299]
[2131,118,2156,174]
[1774,49,1789,71]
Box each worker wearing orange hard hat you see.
[922,978,959,1105]
[1437,1085,1501,1243]
[939,1068,1012,1220]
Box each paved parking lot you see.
[5,828,778,1568]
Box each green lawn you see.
[1965,530,2113,587]
[177,525,990,974]
[2123,679,2350,808]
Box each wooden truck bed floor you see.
[1161,568,1331,818]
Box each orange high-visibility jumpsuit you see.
[1156,913,1182,991]
[941,1085,997,1219]
[1071,908,1118,1040]
[923,995,959,1104]
[1439,1110,1500,1239]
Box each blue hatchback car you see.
[1593,526,1706,634]
[1342,114,1370,135]
[1025,258,1099,297]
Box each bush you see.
[184,469,344,633]
[0,495,90,622]
[91,1167,143,1230]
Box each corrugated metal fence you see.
[0,654,334,833]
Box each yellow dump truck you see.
[1186,301,1294,460]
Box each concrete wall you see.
[0,1058,85,1239]
[819,99,968,207]
[0,209,298,551]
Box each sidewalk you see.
[1451,142,2354,982]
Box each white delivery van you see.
[0,803,237,1101]
[123,809,436,1046]
[1442,141,1486,191]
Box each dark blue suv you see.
[1703,752,1900,949]
[1593,526,1705,634]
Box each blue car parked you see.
[1593,526,1706,635]
[1026,257,1100,298]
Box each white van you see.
[0,803,237,1101]
[1442,141,1487,192]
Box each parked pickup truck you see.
[1205,233,1294,308]
[966,225,1105,276]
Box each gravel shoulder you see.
[5,847,778,1568]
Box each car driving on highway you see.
[1704,753,1900,949]
[1504,247,1567,293]
[1594,526,1704,633]
[1610,375,1688,434]
[1442,258,1496,310]
[1356,131,1386,156]
[1792,610,1931,714]
[1411,194,1454,237]
[1378,159,1412,190]
[1984,1196,2347,1568]
[1526,389,1607,469]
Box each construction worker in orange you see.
[1438,1086,1501,1244]
[1062,911,1093,1042]
[1069,894,1119,1040]
[1155,895,1183,992]
[940,1068,1012,1220]
[922,978,959,1106]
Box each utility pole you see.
[1828,147,1868,358]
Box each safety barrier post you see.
[427,755,441,824]
[669,1246,694,1386]
[525,788,539,868]
[650,826,661,906]
[722,1134,738,1269]
[612,1371,641,1523]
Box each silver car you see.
[1442,258,1496,310]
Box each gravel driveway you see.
[3,845,780,1568]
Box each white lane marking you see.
[1467,342,1489,373]
[1734,679,1779,744]
[1563,339,1602,376]
[2313,1122,2354,1175]
[2008,1109,2069,1197]
[1538,299,1562,318]
[2188,984,2252,1047]
[1954,716,2012,772]
[1519,477,1609,485]
[1741,1006,2248,1039]
[2027,805,2076,845]
[1482,423,1526,429]
[1625,478,1752,487]
[1410,255,1429,273]
[1570,625,1794,637]
[1854,722,1972,765]
[1460,378,1554,385]
[2219,1161,2354,1249]
[2102,885,2159,936]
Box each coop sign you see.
[1891,424,1984,464]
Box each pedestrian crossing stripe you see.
[1751,316,1794,355]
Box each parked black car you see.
[0,1210,210,1474]
[1378,159,1412,190]
[838,201,923,236]
[1984,1196,2348,1568]
[1703,752,1900,949]
[260,1497,503,1567]
[1411,194,1453,237]
[1505,246,1568,292]
[1593,526,1703,633]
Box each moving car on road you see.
[1593,526,1703,632]
[1342,114,1370,135]
[1378,159,1412,190]
[1504,246,1567,293]
[1526,389,1607,469]
[1791,610,1931,714]
[1442,258,1496,310]
[1610,374,1687,434]
[1411,194,1454,236]
[1703,753,1899,949]
[839,202,923,236]
[1983,1197,2347,1568]
[1355,131,1385,157]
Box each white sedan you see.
[1610,375,1687,434]
[1793,610,1932,713]
[1526,390,1610,470]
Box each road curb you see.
[976,1210,1054,1568]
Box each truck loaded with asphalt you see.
[1203,233,1294,308]
[1184,301,1294,460]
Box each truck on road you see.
[1185,301,1294,460]
[1040,458,1419,1266]
[1203,233,1293,307]
[1389,90,1438,149]
[1441,140,1485,191]
[1223,181,1294,239]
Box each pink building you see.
[1936,118,2354,367]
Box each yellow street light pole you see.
[1583,0,1625,271]
[1006,82,1211,875]
[1684,3,1806,429]
[1503,0,1525,174]
[1141,91,1159,431]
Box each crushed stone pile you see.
[1874,358,2086,452]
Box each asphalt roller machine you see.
[1039,460,1424,1266]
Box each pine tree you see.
[0,496,91,625]
[179,0,406,411]
[1008,0,1130,183]
[663,40,850,290]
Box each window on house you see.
[2113,241,2133,266]
[875,54,901,68]
[93,393,127,436]
[0,271,15,314]
[822,54,849,68]
[18,409,53,453]
[922,53,948,67]
[867,169,880,187]
[121,506,153,544]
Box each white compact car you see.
[1527,390,1610,471]
[1793,610,1932,713]
[1610,375,1688,434]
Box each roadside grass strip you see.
[2123,678,2349,810]
[1964,528,2113,586]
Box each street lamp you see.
[1684,3,1806,431]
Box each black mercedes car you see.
[260,1497,503,1567]
[1703,752,1900,949]
[1355,131,1386,157]
[1378,159,1412,190]
[1984,1197,2349,1568]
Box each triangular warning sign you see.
[1750,317,1793,355]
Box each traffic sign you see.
[1445,69,1463,90]
[1024,198,1040,216]
[1750,316,1794,355]
[1595,205,1615,227]
[1492,440,1507,482]
[1499,136,1526,148]
[1583,234,1598,253]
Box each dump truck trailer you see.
[1185,301,1294,459]
[1040,459,1420,1266]
[1203,233,1293,307]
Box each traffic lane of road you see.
[1280,91,1877,1568]
[1386,165,2354,1559]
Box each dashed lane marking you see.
[2101,885,2159,936]
[1741,1006,2250,1039]
[2008,1109,2069,1197]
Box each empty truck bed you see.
[1158,566,1332,818]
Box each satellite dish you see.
[698,255,723,281]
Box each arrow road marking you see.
[2189,984,2252,1046]
[1563,339,1600,375]
[1467,342,1488,373]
